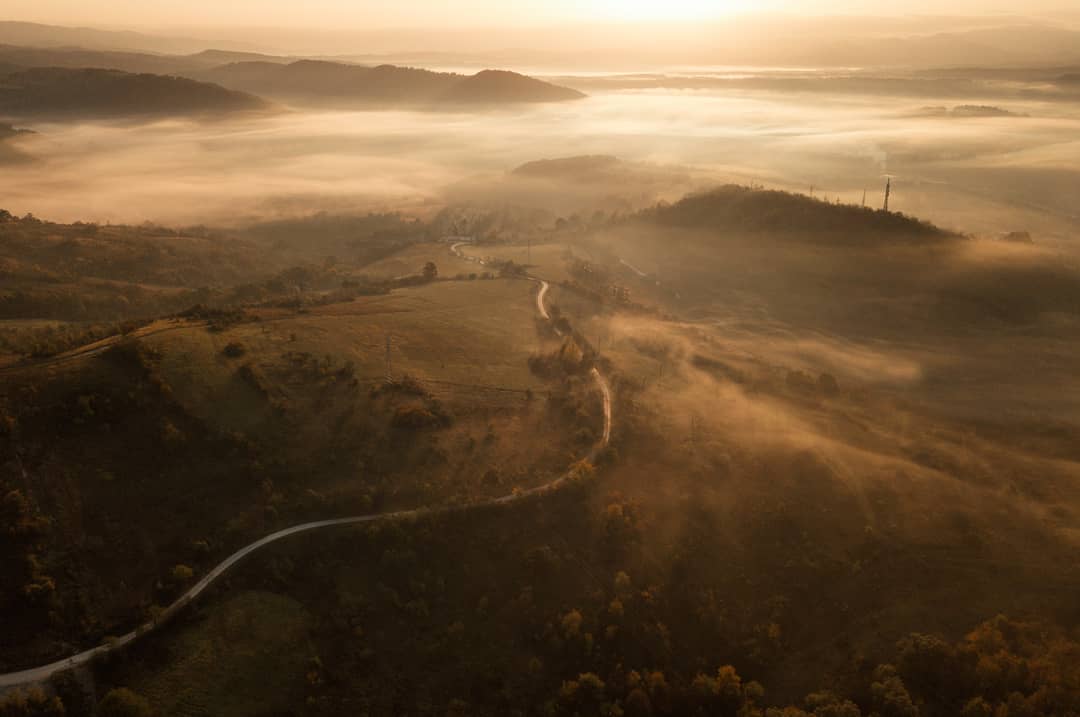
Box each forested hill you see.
[636,185,956,243]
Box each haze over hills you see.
[0,121,32,139]
[0,41,586,115]
[4,17,1080,70]
[0,65,583,124]
[0,43,302,77]
[0,67,269,118]
[191,61,585,106]
[0,20,246,54]
[0,43,269,76]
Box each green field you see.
[355,242,479,280]
[120,591,313,717]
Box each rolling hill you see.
[0,66,268,118]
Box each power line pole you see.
[862,189,867,207]
[883,177,892,212]
[385,333,392,383]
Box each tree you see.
[871,666,919,717]
[98,688,153,717]
[805,692,862,717]
[0,687,64,717]
[222,341,246,358]
[558,673,607,715]
[422,262,439,281]
[690,665,750,716]
[896,633,969,710]
[959,698,993,717]
[624,688,653,717]
[817,373,840,397]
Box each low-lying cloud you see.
[2,83,1078,241]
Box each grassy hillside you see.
[0,211,434,360]
[0,273,588,673]
[590,186,1080,339]
[0,67,268,118]
[93,290,1080,714]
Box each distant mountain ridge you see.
[0,20,242,54]
[191,60,586,106]
[0,42,586,111]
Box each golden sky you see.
[4,0,1074,28]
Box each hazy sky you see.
[4,0,1076,28]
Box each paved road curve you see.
[0,274,612,690]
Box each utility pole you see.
[385,333,392,383]
[528,235,532,264]
[883,177,892,212]
[862,189,867,207]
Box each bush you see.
[817,372,840,397]
[392,404,442,430]
[171,564,194,583]
[0,687,64,716]
[222,341,246,358]
[98,688,153,717]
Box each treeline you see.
[0,212,266,287]
[0,320,145,359]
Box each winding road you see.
[536,280,551,321]
[0,272,612,690]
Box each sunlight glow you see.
[589,0,755,21]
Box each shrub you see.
[98,688,153,717]
[222,341,246,358]
[392,404,441,430]
[170,564,194,583]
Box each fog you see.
[5,79,1079,242]
[6,10,1080,711]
